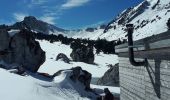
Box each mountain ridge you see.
[1,0,170,41]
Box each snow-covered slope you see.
[5,0,170,41]
[66,28,105,40]
[0,68,93,100]
[0,40,119,100]
[64,0,170,41]
[38,40,118,78]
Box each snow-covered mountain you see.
[3,0,169,42]
[2,0,169,41]
[66,0,170,41]
[11,16,67,35]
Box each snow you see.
[0,69,91,100]
[37,40,120,97]
[8,29,20,37]
[37,40,118,78]
[0,40,120,100]
[59,0,170,41]
[91,84,120,94]
[1,0,169,99]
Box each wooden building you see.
[115,30,170,100]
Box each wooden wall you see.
[119,57,170,100]
[116,30,170,100]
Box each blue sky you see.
[0,0,143,29]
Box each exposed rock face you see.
[99,24,106,29]
[167,18,170,30]
[11,16,66,34]
[0,29,45,72]
[97,63,119,86]
[0,30,10,51]
[53,66,92,90]
[85,27,97,32]
[56,53,70,63]
[71,67,92,90]
[70,42,94,64]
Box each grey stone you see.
[0,29,45,72]
[0,30,10,51]
[70,45,94,64]
[56,53,70,63]
[97,63,119,86]
[53,66,92,91]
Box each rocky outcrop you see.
[70,42,94,64]
[99,24,106,29]
[0,29,45,72]
[11,16,66,34]
[167,18,170,30]
[71,67,92,90]
[56,53,70,63]
[85,27,97,32]
[0,30,10,52]
[53,66,92,91]
[97,63,119,86]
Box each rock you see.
[97,63,119,86]
[11,16,66,34]
[53,66,92,91]
[9,66,26,75]
[70,43,94,64]
[0,30,10,51]
[70,66,92,90]
[52,70,64,77]
[0,29,45,72]
[80,70,92,90]
[100,25,106,29]
[70,66,82,81]
[56,53,70,63]
[85,27,97,32]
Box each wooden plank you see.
[118,48,170,60]
[115,30,170,53]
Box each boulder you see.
[0,30,10,51]
[70,66,92,90]
[56,53,70,63]
[70,67,82,81]
[79,70,92,90]
[0,29,45,72]
[9,66,26,76]
[53,66,92,91]
[70,43,94,64]
[97,63,119,86]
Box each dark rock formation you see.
[167,18,170,30]
[85,27,96,32]
[70,42,94,64]
[53,66,92,90]
[9,66,26,76]
[11,16,66,34]
[70,67,92,90]
[0,30,10,51]
[100,25,106,29]
[56,53,70,63]
[97,63,119,86]
[0,29,45,72]
[104,1,149,33]
[70,67,82,81]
